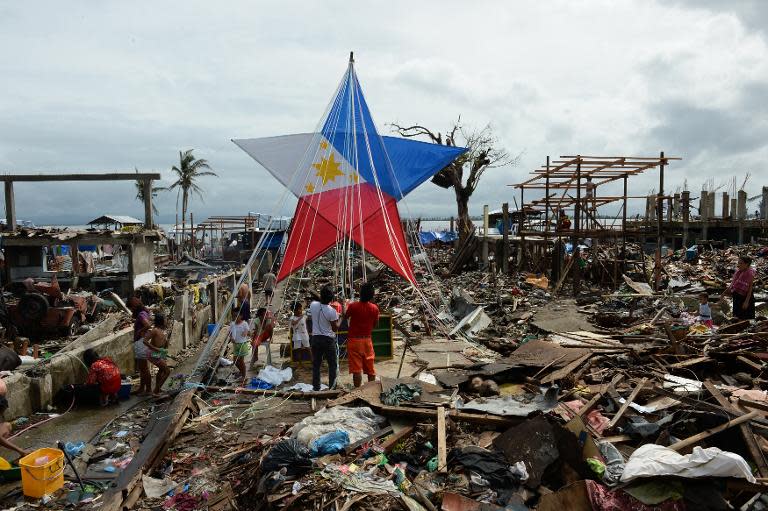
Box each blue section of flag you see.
[321,66,466,199]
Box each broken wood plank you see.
[204,386,342,399]
[704,380,768,478]
[737,355,764,372]
[437,406,447,473]
[375,404,518,427]
[739,398,768,414]
[608,377,647,430]
[668,411,761,451]
[669,356,713,369]
[541,353,591,384]
[345,426,394,454]
[380,425,416,453]
[578,373,624,418]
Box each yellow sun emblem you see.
[305,182,316,194]
[312,153,344,186]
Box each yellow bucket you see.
[19,448,65,498]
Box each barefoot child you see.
[229,310,251,384]
[290,302,311,363]
[143,314,171,395]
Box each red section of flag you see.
[277,183,416,285]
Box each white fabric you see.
[291,315,309,344]
[699,302,712,320]
[620,444,756,483]
[285,382,328,392]
[229,321,250,344]
[310,301,338,337]
[233,133,365,198]
[256,365,293,386]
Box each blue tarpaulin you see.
[419,231,457,245]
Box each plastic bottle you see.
[34,455,49,466]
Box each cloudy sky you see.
[1,0,767,225]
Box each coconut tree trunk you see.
[181,191,188,256]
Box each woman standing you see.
[724,256,756,320]
[127,297,152,395]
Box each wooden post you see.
[655,151,665,291]
[762,187,768,220]
[682,190,690,248]
[502,203,509,274]
[738,189,747,244]
[622,174,628,259]
[70,242,79,290]
[449,216,454,232]
[142,179,153,228]
[572,158,582,296]
[544,156,550,236]
[437,406,447,473]
[700,191,709,241]
[4,182,16,231]
[481,205,489,269]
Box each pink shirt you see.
[730,267,755,296]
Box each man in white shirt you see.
[309,286,340,391]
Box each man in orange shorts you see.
[343,282,379,387]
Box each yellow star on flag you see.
[305,182,316,194]
[312,153,344,185]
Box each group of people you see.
[228,278,380,391]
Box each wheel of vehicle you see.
[19,293,48,321]
[66,315,81,337]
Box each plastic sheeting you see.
[418,231,457,245]
[256,365,293,387]
[620,444,756,483]
[292,406,386,447]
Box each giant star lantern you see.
[233,57,467,285]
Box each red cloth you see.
[346,301,380,338]
[586,480,685,511]
[347,337,375,375]
[254,311,274,345]
[730,267,756,295]
[86,358,122,395]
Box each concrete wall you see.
[5,327,135,419]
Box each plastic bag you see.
[310,430,350,456]
[257,365,293,386]
[292,406,386,447]
[598,440,625,486]
[262,439,312,476]
[621,444,755,483]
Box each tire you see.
[19,293,48,321]
[65,315,81,337]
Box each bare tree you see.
[391,118,519,243]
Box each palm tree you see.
[168,150,217,251]
[134,168,166,217]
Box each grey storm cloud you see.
[1,0,767,224]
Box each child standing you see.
[290,303,312,363]
[698,292,713,328]
[229,310,251,384]
[143,314,171,396]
